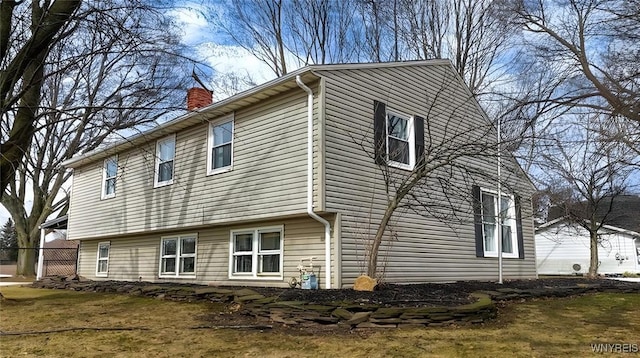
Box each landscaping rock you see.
[234,294,266,303]
[233,288,261,297]
[331,308,353,320]
[371,307,406,318]
[194,287,234,296]
[347,311,372,326]
[353,275,377,291]
[30,276,640,330]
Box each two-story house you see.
[63,61,537,288]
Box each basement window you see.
[159,235,197,278]
[229,226,283,280]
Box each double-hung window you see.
[96,242,110,277]
[101,155,118,199]
[373,101,424,171]
[229,226,283,279]
[386,111,415,169]
[207,114,234,174]
[160,235,197,278]
[479,190,518,258]
[154,135,175,187]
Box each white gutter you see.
[296,75,331,289]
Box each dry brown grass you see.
[1,286,638,357]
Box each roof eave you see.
[62,67,320,169]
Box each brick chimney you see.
[187,87,212,110]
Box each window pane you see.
[105,178,116,195]
[98,260,108,273]
[388,138,409,164]
[502,225,513,253]
[213,121,233,144]
[163,239,177,256]
[260,232,280,251]
[159,139,175,161]
[98,244,109,258]
[483,223,496,252]
[162,258,176,273]
[180,257,195,273]
[387,114,408,139]
[105,158,117,177]
[158,161,173,182]
[234,233,253,252]
[500,197,511,222]
[235,255,252,273]
[212,144,231,168]
[260,254,280,273]
[181,237,196,255]
[482,194,495,223]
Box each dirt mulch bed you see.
[250,277,639,307]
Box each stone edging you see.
[29,276,640,329]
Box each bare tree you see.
[353,0,398,62]
[0,0,83,201]
[220,0,291,76]
[398,0,518,95]
[352,75,522,278]
[505,0,640,124]
[287,0,359,65]
[533,114,638,277]
[1,0,192,277]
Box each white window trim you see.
[206,114,234,175]
[154,134,176,188]
[96,241,110,277]
[228,225,284,280]
[101,155,118,200]
[480,188,519,259]
[158,234,197,279]
[386,109,415,171]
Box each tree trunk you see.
[15,231,37,277]
[588,230,599,278]
[366,200,397,278]
[16,246,37,277]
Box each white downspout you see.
[36,228,46,280]
[296,75,331,289]
[497,116,503,284]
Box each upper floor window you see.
[373,101,424,171]
[155,135,175,187]
[101,155,117,199]
[386,110,415,169]
[207,114,234,175]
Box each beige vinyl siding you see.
[319,64,537,286]
[68,85,322,240]
[76,216,331,287]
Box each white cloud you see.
[167,3,211,47]
[198,43,277,84]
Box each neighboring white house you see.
[536,218,640,276]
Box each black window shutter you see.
[472,185,484,257]
[414,115,425,166]
[515,195,525,259]
[373,100,386,165]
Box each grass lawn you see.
[1,286,638,357]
